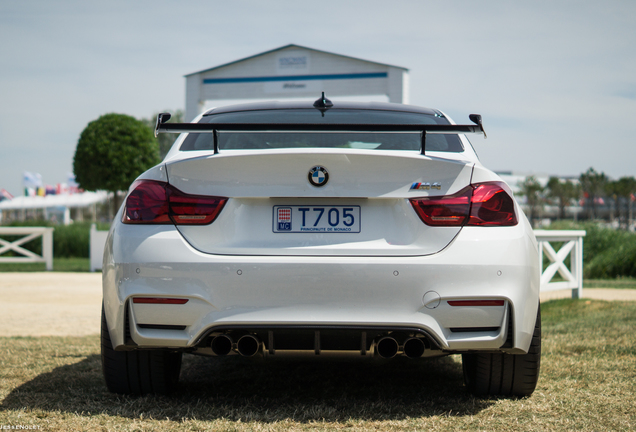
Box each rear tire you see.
[101,305,182,395]
[462,307,541,397]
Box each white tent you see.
[0,191,108,224]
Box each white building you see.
[185,44,409,121]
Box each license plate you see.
[273,205,361,233]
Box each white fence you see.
[90,224,109,272]
[534,230,586,299]
[0,227,54,270]
[1,226,586,289]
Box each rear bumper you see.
[103,218,539,356]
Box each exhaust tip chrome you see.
[403,337,426,358]
[237,334,260,357]
[376,336,399,359]
[211,334,233,356]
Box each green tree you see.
[518,176,544,227]
[607,176,636,229]
[73,113,160,217]
[606,180,622,225]
[579,167,609,220]
[141,109,184,159]
[620,176,636,229]
[546,177,580,220]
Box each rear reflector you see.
[123,180,227,225]
[410,181,517,227]
[132,297,189,305]
[448,300,505,307]
[137,324,187,330]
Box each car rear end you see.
[101,101,540,395]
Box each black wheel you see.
[101,305,182,395]
[462,307,541,397]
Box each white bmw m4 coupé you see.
[101,95,541,396]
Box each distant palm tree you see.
[518,176,544,227]
[546,177,580,220]
[607,176,636,229]
[579,167,608,220]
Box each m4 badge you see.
[410,182,442,191]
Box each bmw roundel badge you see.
[308,166,329,187]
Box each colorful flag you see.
[23,171,42,189]
[67,173,79,194]
[0,189,14,201]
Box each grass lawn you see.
[1,299,635,431]
[584,277,636,289]
[0,258,92,272]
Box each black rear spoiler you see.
[155,113,486,155]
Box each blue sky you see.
[1,0,635,195]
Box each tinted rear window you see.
[181,109,463,152]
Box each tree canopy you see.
[546,176,579,220]
[518,175,544,225]
[73,113,160,214]
[606,176,636,228]
[579,167,609,219]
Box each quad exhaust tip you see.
[376,336,399,359]
[237,334,260,357]
[211,334,261,357]
[376,336,426,359]
[213,332,424,358]
[211,334,233,356]
[403,337,426,358]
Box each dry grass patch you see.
[1,299,635,431]
[584,278,636,289]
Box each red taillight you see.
[410,186,472,226]
[410,181,517,227]
[168,186,227,225]
[123,180,227,225]
[123,180,171,224]
[468,182,517,226]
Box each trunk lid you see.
[166,149,473,256]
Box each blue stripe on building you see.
[203,72,388,84]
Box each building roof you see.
[185,44,408,77]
